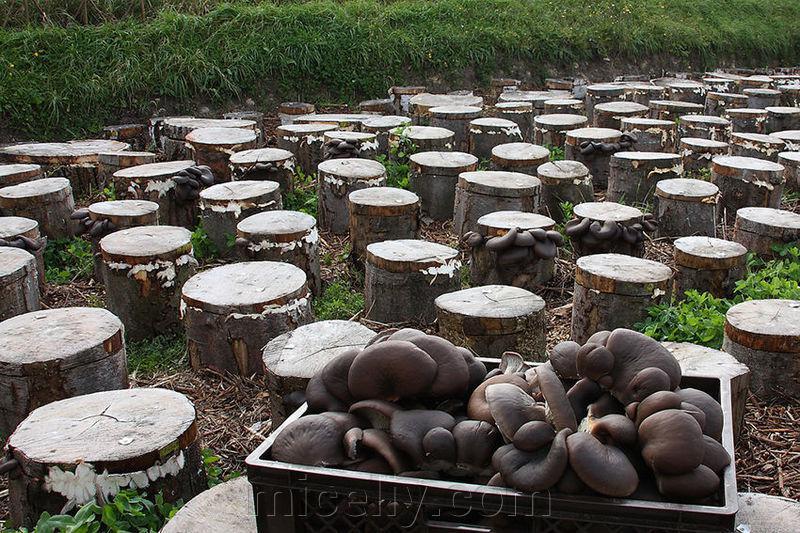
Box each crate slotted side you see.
[246,362,738,532]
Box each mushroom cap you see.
[625,367,671,403]
[655,464,720,500]
[487,472,505,487]
[351,456,393,474]
[535,365,578,431]
[639,409,705,475]
[496,428,571,492]
[452,420,501,475]
[555,465,587,494]
[272,414,348,466]
[348,340,438,401]
[587,393,625,419]
[348,399,401,430]
[549,341,581,379]
[386,327,427,342]
[404,334,470,398]
[422,426,456,469]
[321,348,360,404]
[305,373,348,412]
[586,330,611,346]
[575,343,615,387]
[512,421,556,452]
[567,377,604,421]
[701,435,731,474]
[390,409,456,467]
[460,347,488,392]
[343,427,364,460]
[676,388,723,442]
[632,390,682,427]
[364,328,399,346]
[589,414,637,447]
[361,428,411,474]
[485,383,547,441]
[680,402,707,432]
[467,373,529,422]
[566,431,639,497]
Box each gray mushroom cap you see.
[467,373,530,423]
[451,420,502,475]
[535,365,578,432]
[676,388,723,442]
[655,464,720,500]
[638,409,705,475]
[348,340,438,401]
[566,431,639,497]
[549,341,581,379]
[390,409,456,467]
[495,428,571,492]
[485,383,547,442]
[272,413,349,467]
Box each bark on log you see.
[673,236,746,299]
[452,171,541,237]
[0,216,45,291]
[348,187,420,262]
[733,206,800,257]
[711,156,785,224]
[229,148,296,193]
[186,127,258,183]
[654,178,719,238]
[537,161,594,223]
[317,159,387,235]
[0,177,75,239]
[0,164,42,188]
[430,106,482,152]
[533,114,588,148]
[607,152,683,206]
[564,127,623,189]
[0,248,39,321]
[409,151,478,222]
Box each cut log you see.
[408,94,483,125]
[593,101,649,130]
[778,151,800,192]
[724,108,767,134]
[620,117,677,153]
[704,92,748,117]
[621,84,667,106]
[358,98,394,115]
[468,118,523,159]
[744,88,782,109]
[677,115,731,142]
[495,102,535,142]
[733,206,800,257]
[666,81,707,104]
[161,477,256,533]
[0,164,42,187]
[325,131,380,160]
[543,98,585,114]
[292,113,376,131]
[584,84,625,122]
[185,127,258,183]
[362,116,413,155]
[537,160,594,223]
[0,216,45,291]
[569,201,646,257]
[348,187,420,262]
[728,132,786,162]
[533,114,588,148]
[388,86,427,115]
[607,151,683,206]
[648,100,704,121]
[229,148,296,193]
[491,142,550,175]
[317,158,387,235]
[0,177,75,239]
[680,137,729,176]
[765,106,800,134]
[275,123,336,177]
[97,151,155,188]
[276,102,315,125]
[429,106,482,152]
[654,178,719,238]
[735,492,800,533]
[161,118,258,160]
[711,156,785,223]
[0,248,39,321]
[564,127,623,189]
[673,236,746,299]
[409,151,478,221]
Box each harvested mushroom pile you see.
[564,214,657,255]
[462,227,564,265]
[272,328,731,503]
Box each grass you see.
[313,280,364,320]
[43,237,94,284]
[2,0,800,138]
[283,169,318,217]
[126,331,187,374]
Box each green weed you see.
[313,281,364,320]
[43,237,94,284]
[376,155,410,190]
[547,145,565,162]
[126,332,187,374]
[189,223,219,262]
[283,169,318,217]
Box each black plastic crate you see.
[246,361,738,532]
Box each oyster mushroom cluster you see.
[232,161,282,181]
[564,213,657,256]
[171,165,215,204]
[272,328,730,503]
[0,234,43,252]
[462,227,564,265]
[70,208,117,239]
[578,132,637,155]
[323,138,361,160]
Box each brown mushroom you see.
[348,399,401,430]
[676,388,724,442]
[512,421,556,452]
[389,410,456,468]
[567,378,604,421]
[404,334,470,398]
[494,429,571,492]
[535,365,578,431]
[566,431,639,497]
[549,341,581,379]
[348,341,438,401]
[623,367,671,403]
[589,414,637,447]
[422,426,457,470]
[451,420,501,476]
[361,428,411,474]
[638,409,705,475]
[631,390,682,427]
[485,383,547,441]
[701,435,731,474]
[467,373,529,423]
[459,347,488,392]
[575,343,615,388]
[655,464,720,500]
[272,413,348,467]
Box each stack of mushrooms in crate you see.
[271,327,731,502]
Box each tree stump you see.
[654,178,719,238]
[729,132,786,162]
[317,158,387,235]
[468,118,523,159]
[704,92,748,117]
[263,320,376,424]
[100,226,196,341]
[293,113,376,131]
[564,127,624,189]
[389,126,454,154]
[185,127,258,183]
[648,100,704,121]
[592,101,649,130]
[0,248,39,321]
[453,171,541,237]
[182,262,312,376]
[161,477,256,533]
[498,90,571,116]
[113,160,202,229]
[435,285,546,360]
[490,142,550,174]
[677,115,732,142]
[0,177,75,239]
[543,98,585,114]
[666,81,707,104]
[149,116,190,152]
[0,164,41,188]
[584,84,625,122]
[744,88,782,109]
[569,202,647,257]
[779,151,800,192]
[275,123,337,177]
[621,84,667,106]
[224,111,266,143]
[740,75,775,91]
[365,239,461,325]
[712,156,785,223]
[0,307,127,439]
[772,130,800,151]
[723,299,800,400]
[102,124,147,150]
[779,84,800,107]
[468,210,558,288]
[228,148,296,193]
[362,116,413,155]
[607,152,683,206]
[429,106,482,152]
[673,236,746,299]
[0,216,45,290]
[348,187,420,261]
[236,210,321,296]
[620,117,677,152]
[536,160,594,223]
[571,253,672,344]
[702,78,738,94]
[495,102,535,142]
[388,86,427,114]
[661,341,750,438]
[97,151,155,188]
[6,388,204,528]
[408,94,483,125]
[276,102,315,125]
[86,199,160,279]
[736,493,800,533]
[199,181,282,258]
[409,151,478,221]
[161,118,258,160]
[765,106,800,134]
[724,108,767,134]
[733,207,800,257]
[533,114,588,148]
[358,98,394,115]
[680,137,729,176]
[324,131,380,159]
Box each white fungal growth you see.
[248,228,318,254]
[360,140,379,153]
[420,258,462,278]
[502,126,522,137]
[285,135,300,143]
[229,294,310,320]
[305,134,325,145]
[646,164,684,179]
[323,175,346,187]
[144,178,175,198]
[653,288,666,298]
[203,199,276,217]
[356,178,386,187]
[106,254,195,288]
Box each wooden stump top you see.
[766,106,800,117]
[586,84,625,96]
[680,114,731,127]
[649,100,704,113]
[0,177,71,203]
[409,151,478,175]
[275,123,337,137]
[498,90,570,104]
[389,85,427,95]
[680,137,729,151]
[366,239,459,274]
[666,80,705,90]
[409,93,483,110]
[89,200,160,224]
[162,118,257,140]
[0,307,123,375]
[263,320,376,379]
[565,127,622,144]
[661,341,749,381]
[362,115,412,130]
[725,299,800,353]
[393,125,454,141]
[779,151,800,167]
[161,477,256,533]
[8,388,195,465]
[237,210,316,242]
[735,207,800,235]
[543,98,583,108]
[707,91,748,102]
[735,492,800,533]
[773,130,800,144]
[317,158,386,180]
[100,225,192,263]
[744,88,781,98]
[98,151,155,167]
[458,171,541,197]
[0,164,41,186]
[495,102,534,112]
[491,143,550,166]
[477,210,555,236]
[573,201,642,222]
[229,148,294,166]
[435,284,544,320]
[533,114,588,128]
[348,187,419,216]
[729,132,786,149]
[725,108,768,119]
[278,101,315,115]
[0,247,35,282]
[611,151,682,166]
[674,236,747,270]
[325,131,377,142]
[536,160,590,184]
[200,181,280,203]
[0,216,38,238]
[621,117,674,129]
[0,140,129,165]
[655,178,719,201]
[594,101,649,114]
[182,261,308,314]
[292,113,377,127]
[575,253,672,296]
[470,117,519,130]
[711,155,784,175]
[185,127,258,147]
[114,160,195,180]
[429,105,483,119]
[622,84,667,96]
